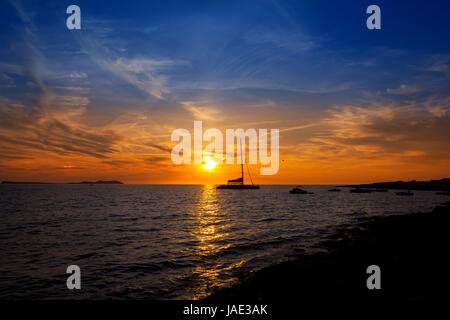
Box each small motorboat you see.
[396,190,414,196]
[328,188,341,192]
[350,188,372,193]
[289,187,314,194]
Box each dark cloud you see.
[0,154,34,160]
[102,160,135,166]
[319,101,450,162]
[147,143,172,153]
[143,155,170,168]
[145,155,168,162]
[0,103,122,159]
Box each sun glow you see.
[202,157,217,171]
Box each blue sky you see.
[2,0,449,104]
[1,0,450,183]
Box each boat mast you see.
[246,162,254,185]
[240,138,244,184]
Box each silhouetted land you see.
[338,177,450,191]
[1,181,54,184]
[2,180,124,184]
[206,202,450,311]
[68,180,124,184]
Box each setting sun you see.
[203,158,217,171]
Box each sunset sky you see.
[1,0,450,184]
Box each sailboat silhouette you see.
[216,139,260,189]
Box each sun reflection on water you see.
[189,184,237,299]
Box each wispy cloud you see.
[74,27,187,100]
[111,58,176,99]
[0,73,15,88]
[0,0,121,162]
[280,123,316,133]
[0,101,122,159]
[181,101,222,121]
[309,97,450,162]
[386,84,422,95]
[428,54,450,77]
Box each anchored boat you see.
[216,139,259,190]
[289,186,314,194]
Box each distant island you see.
[1,181,54,184]
[68,180,124,184]
[338,178,450,191]
[2,180,124,184]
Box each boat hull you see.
[289,191,313,194]
[216,184,260,189]
[289,187,313,194]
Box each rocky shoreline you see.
[338,177,450,191]
[206,202,450,310]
